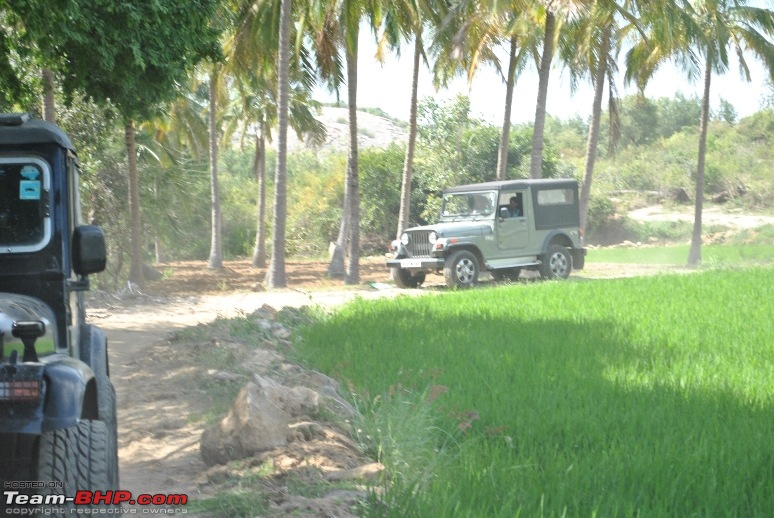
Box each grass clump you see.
[188,490,268,517]
[295,267,774,517]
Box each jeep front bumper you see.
[386,257,445,271]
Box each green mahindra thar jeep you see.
[0,114,117,505]
[387,179,587,288]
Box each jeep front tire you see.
[539,244,573,280]
[444,250,479,288]
[391,267,426,289]
[37,420,113,507]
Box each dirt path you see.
[628,205,774,229]
[94,284,418,502]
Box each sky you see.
[313,28,773,126]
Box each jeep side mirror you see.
[72,225,106,275]
[499,207,509,219]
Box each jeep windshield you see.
[0,158,50,252]
[441,191,497,219]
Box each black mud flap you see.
[571,248,587,270]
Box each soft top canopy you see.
[443,178,577,194]
[0,113,75,151]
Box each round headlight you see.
[428,231,438,244]
[400,233,409,245]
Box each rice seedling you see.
[296,267,774,517]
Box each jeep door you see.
[496,190,530,252]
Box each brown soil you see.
[141,257,394,297]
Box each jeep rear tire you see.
[444,250,480,288]
[37,420,113,507]
[391,267,426,289]
[539,244,572,279]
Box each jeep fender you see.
[41,356,98,432]
[445,244,485,268]
[540,231,575,254]
[79,324,113,422]
[0,355,99,434]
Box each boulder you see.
[200,382,292,466]
[668,187,691,204]
[200,378,325,466]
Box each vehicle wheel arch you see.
[541,231,574,253]
[446,244,485,268]
[41,360,96,430]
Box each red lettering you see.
[91,491,113,505]
[113,490,132,504]
[166,494,188,505]
[73,490,188,506]
[74,491,93,505]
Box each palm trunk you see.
[208,67,223,269]
[344,34,360,285]
[688,56,712,266]
[126,120,144,286]
[327,185,348,278]
[530,11,556,179]
[153,177,166,264]
[154,239,166,264]
[42,69,56,123]
[579,25,610,235]
[251,128,267,268]
[496,36,518,181]
[266,0,292,288]
[396,35,422,238]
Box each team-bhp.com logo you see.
[3,488,189,514]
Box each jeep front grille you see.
[405,231,433,257]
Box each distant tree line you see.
[2,0,774,287]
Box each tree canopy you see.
[6,0,222,119]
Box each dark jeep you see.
[0,114,117,505]
[387,179,586,288]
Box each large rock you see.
[200,382,292,466]
[200,377,327,466]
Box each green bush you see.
[586,193,617,234]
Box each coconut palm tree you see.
[627,0,774,265]
[316,0,382,285]
[377,0,444,237]
[264,0,294,287]
[225,0,325,269]
[433,0,527,181]
[207,65,225,269]
[495,10,542,181]
[137,91,210,264]
[530,0,589,179]
[559,0,645,233]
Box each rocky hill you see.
[287,106,408,152]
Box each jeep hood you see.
[407,221,493,238]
